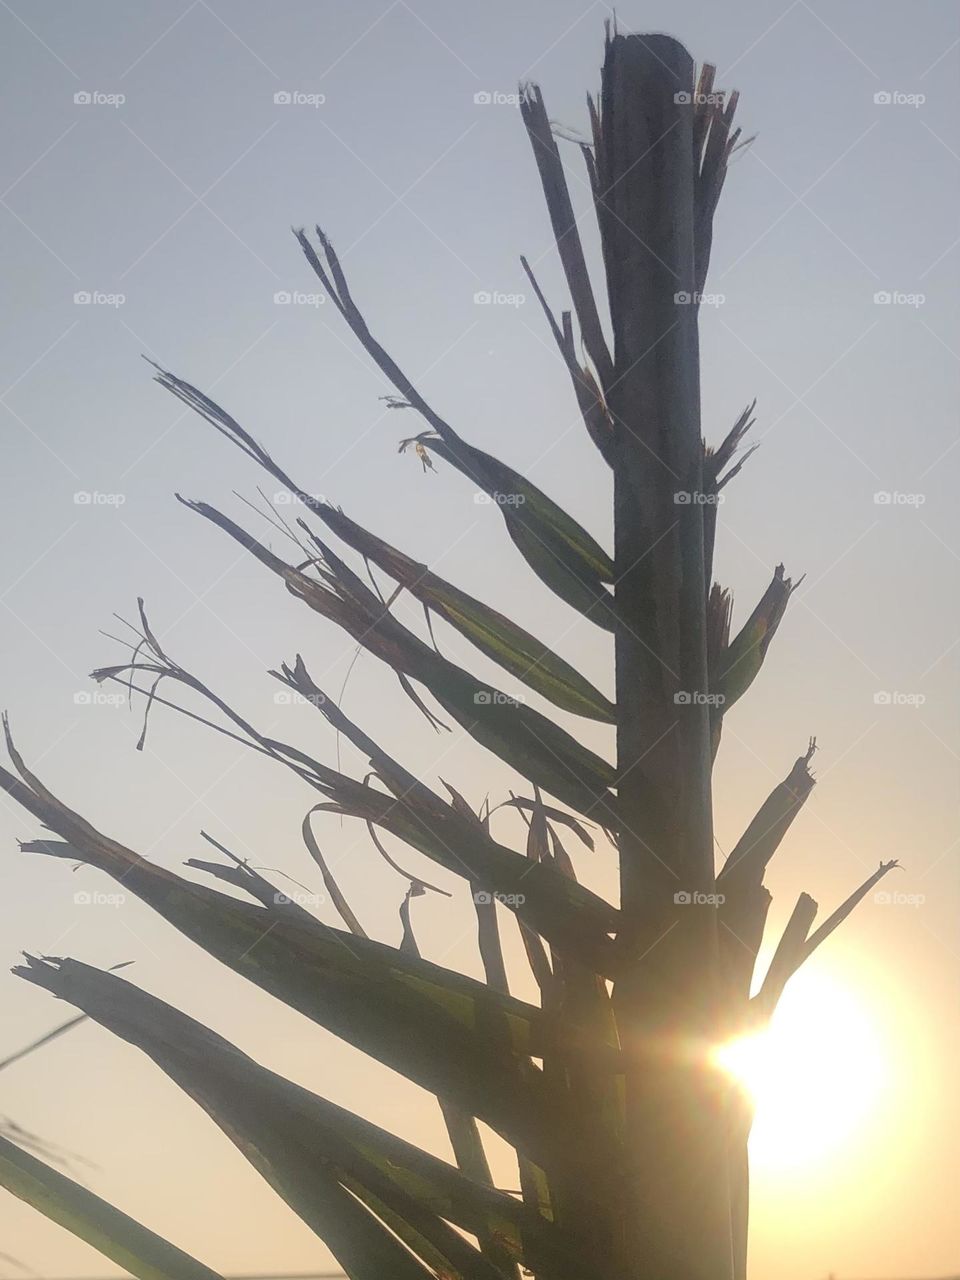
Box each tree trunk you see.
[604,33,735,1280]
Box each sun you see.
[711,966,890,1173]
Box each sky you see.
[0,1,957,1277]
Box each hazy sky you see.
[0,2,957,1277]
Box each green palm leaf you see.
[15,956,596,1280]
[0,1132,223,1280]
[143,364,614,718]
[286,230,617,629]
[414,434,617,630]
[35,647,620,971]
[712,564,800,711]
[180,498,618,823]
[303,504,614,721]
[0,747,560,1158]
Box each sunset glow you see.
[713,968,890,1172]
[0,5,955,1279]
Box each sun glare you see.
[712,967,890,1173]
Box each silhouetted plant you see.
[0,27,894,1280]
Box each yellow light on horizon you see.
[712,968,890,1174]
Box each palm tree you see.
[0,27,894,1280]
